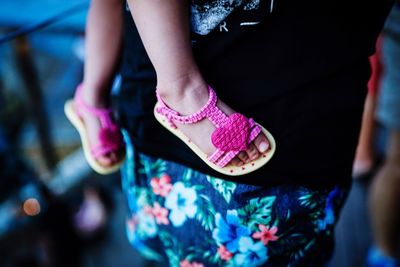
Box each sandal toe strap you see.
[73,84,124,160]
[208,120,262,168]
[91,142,121,159]
[92,127,123,158]
[214,150,241,168]
[74,84,115,128]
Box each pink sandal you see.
[64,84,125,174]
[154,86,276,176]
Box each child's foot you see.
[158,81,270,167]
[78,90,124,167]
[65,84,125,174]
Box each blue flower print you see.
[165,182,198,227]
[318,187,341,231]
[212,210,251,253]
[234,237,269,267]
[318,203,335,231]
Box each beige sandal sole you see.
[64,100,125,175]
[154,103,276,176]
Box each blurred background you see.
[0,1,153,266]
[0,0,396,267]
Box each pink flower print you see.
[180,260,191,267]
[152,202,169,225]
[143,205,153,215]
[179,260,204,267]
[150,174,173,197]
[217,245,233,261]
[126,215,138,231]
[252,225,279,246]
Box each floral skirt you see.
[121,133,349,267]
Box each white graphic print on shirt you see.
[191,0,274,35]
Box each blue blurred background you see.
[0,1,155,266]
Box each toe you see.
[97,149,124,168]
[231,158,244,166]
[253,133,270,153]
[237,152,249,163]
[97,156,113,167]
[246,143,260,161]
[109,152,118,163]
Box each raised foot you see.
[156,86,272,169]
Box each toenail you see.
[258,142,269,153]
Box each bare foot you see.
[79,89,124,167]
[158,78,270,167]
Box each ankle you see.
[157,72,209,114]
[157,66,207,94]
[79,85,109,108]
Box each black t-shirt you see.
[116,0,393,189]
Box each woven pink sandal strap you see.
[74,84,114,128]
[208,119,262,167]
[215,122,261,167]
[213,127,261,168]
[91,142,123,158]
[208,149,225,163]
[247,122,262,145]
[91,144,118,159]
[206,105,229,128]
[155,86,228,128]
[91,128,124,159]
[215,150,240,167]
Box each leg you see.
[80,0,123,166]
[353,90,377,178]
[369,130,400,258]
[127,0,270,166]
[353,51,381,178]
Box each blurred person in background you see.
[352,42,382,180]
[368,3,400,267]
